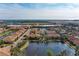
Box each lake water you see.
[25,42,75,56]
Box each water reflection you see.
[25,41,75,56]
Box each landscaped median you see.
[20,40,29,51]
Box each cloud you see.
[19,3,79,9]
[0,3,79,9]
[0,9,79,20]
[0,3,23,10]
[0,3,79,20]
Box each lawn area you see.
[0,31,12,36]
[0,29,17,37]
[0,44,11,47]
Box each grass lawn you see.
[0,29,17,36]
[0,31,12,36]
[0,44,11,47]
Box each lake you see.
[25,41,75,56]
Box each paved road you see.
[13,29,31,47]
[0,29,31,56]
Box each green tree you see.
[47,49,54,56]
[11,47,24,56]
[0,40,4,45]
[63,35,68,40]
[75,46,79,56]
[58,50,67,56]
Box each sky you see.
[0,3,79,20]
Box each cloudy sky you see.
[0,3,79,20]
